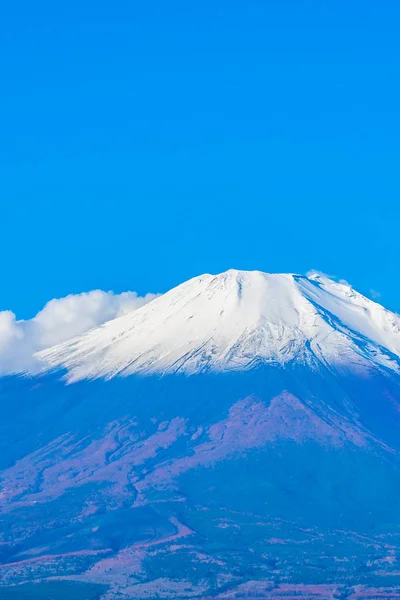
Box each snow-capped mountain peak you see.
[38,269,400,381]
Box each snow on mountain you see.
[38,269,400,381]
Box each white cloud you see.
[369,289,382,300]
[0,289,159,376]
[306,270,351,287]
[306,269,334,280]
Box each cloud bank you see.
[0,289,159,376]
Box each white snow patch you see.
[37,270,400,382]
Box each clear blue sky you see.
[1,0,399,318]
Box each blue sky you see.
[1,0,399,318]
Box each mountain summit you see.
[39,269,400,381]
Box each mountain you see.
[1,270,400,599]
